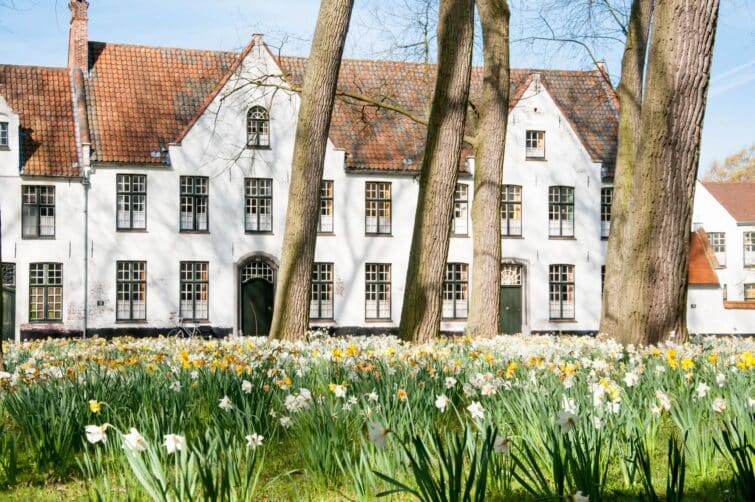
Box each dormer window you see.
[526,130,545,159]
[0,122,8,147]
[247,106,270,148]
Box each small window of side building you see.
[318,180,334,233]
[600,187,612,239]
[744,232,755,267]
[525,130,545,159]
[0,122,9,147]
[707,232,726,267]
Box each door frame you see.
[235,253,278,336]
[501,258,529,334]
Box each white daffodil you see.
[367,421,390,449]
[279,416,293,428]
[695,382,710,399]
[122,428,147,452]
[435,394,449,412]
[85,424,110,444]
[466,401,485,420]
[561,395,577,414]
[711,397,726,413]
[246,433,264,449]
[716,372,727,387]
[557,410,577,433]
[169,380,182,392]
[623,371,639,387]
[366,391,379,402]
[655,390,672,411]
[445,377,457,389]
[163,434,185,454]
[219,395,233,411]
[493,435,511,454]
[241,380,253,394]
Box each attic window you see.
[526,130,545,159]
[0,122,8,147]
[247,106,270,148]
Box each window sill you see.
[116,319,148,324]
[451,234,469,238]
[0,145,10,151]
[28,320,63,324]
[245,230,274,235]
[22,235,56,240]
[317,232,336,237]
[117,228,148,233]
[365,318,392,323]
[601,236,609,241]
[549,236,576,240]
[549,319,578,323]
[365,233,393,237]
[246,145,272,150]
[525,156,547,162]
[442,318,468,322]
[180,319,210,324]
[310,319,335,323]
[715,266,727,270]
[179,230,210,234]
[502,235,524,239]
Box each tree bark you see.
[269,0,354,340]
[466,0,510,338]
[600,0,653,336]
[399,0,475,343]
[617,0,720,345]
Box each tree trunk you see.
[466,0,510,338]
[600,0,653,337]
[399,0,475,344]
[617,0,720,345]
[269,0,354,341]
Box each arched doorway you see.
[239,258,275,336]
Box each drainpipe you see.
[82,175,90,339]
[72,68,91,338]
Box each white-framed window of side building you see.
[318,180,334,233]
[116,261,146,321]
[116,174,147,230]
[548,186,574,237]
[22,185,55,238]
[501,184,522,236]
[549,264,575,320]
[600,187,612,239]
[744,232,755,267]
[707,232,726,267]
[442,263,468,319]
[525,130,545,159]
[310,262,334,320]
[365,263,391,320]
[451,183,468,236]
[365,182,391,235]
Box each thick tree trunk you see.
[617,0,720,345]
[399,0,475,343]
[600,0,653,337]
[269,0,354,341]
[466,0,510,338]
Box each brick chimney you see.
[67,0,89,72]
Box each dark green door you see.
[241,278,274,336]
[499,286,522,334]
[2,286,14,340]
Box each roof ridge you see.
[87,40,238,56]
[0,63,69,72]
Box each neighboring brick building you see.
[0,1,751,339]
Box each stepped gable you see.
[0,64,79,176]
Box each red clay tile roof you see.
[701,181,755,223]
[83,41,617,170]
[0,65,79,177]
[85,42,237,164]
[688,229,720,286]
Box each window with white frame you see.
[442,263,468,319]
[549,264,575,320]
[451,183,469,235]
[180,262,209,321]
[246,106,270,148]
[310,263,334,320]
[501,185,522,236]
[117,174,146,230]
[600,187,612,238]
[549,186,574,237]
[365,263,391,319]
[22,186,55,238]
[245,178,273,232]
[180,176,209,232]
[708,232,726,267]
[745,232,755,267]
[0,122,8,147]
[525,130,545,158]
[29,263,62,321]
[365,182,391,234]
[318,180,334,233]
[744,283,755,301]
[116,261,146,321]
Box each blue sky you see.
[1,0,753,174]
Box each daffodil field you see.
[0,334,753,501]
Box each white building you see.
[0,1,752,340]
[686,181,755,334]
